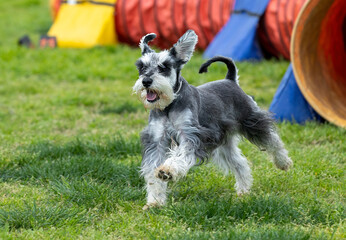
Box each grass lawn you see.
[0,0,345,239]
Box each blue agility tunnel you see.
[204,0,270,61]
[269,64,324,124]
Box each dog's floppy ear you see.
[139,33,156,55]
[170,30,198,63]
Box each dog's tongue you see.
[147,90,157,101]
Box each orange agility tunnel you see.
[291,0,346,128]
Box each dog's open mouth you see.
[146,89,159,102]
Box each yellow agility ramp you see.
[48,0,117,48]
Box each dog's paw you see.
[142,203,161,210]
[155,166,174,181]
[235,181,252,197]
[236,185,250,197]
[237,189,250,197]
[274,156,293,171]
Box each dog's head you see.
[133,30,198,110]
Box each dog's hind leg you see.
[212,135,253,195]
[241,109,293,171]
[262,131,293,170]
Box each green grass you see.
[0,0,345,239]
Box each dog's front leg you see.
[142,173,168,210]
[155,113,201,182]
[140,119,170,209]
[141,146,169,209]
[156,140,197,182]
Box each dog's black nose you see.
[142,77,153,88]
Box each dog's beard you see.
[133,77,175,110]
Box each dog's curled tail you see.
[199,56,238,81]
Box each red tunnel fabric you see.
[115,0,235,49]
[258,0,307,60]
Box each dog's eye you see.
[140,66,147,72]
[158,65,166,73]
[158,61,172,74]
[158,63,171,74]
[135,61,148,74]
[137,65,147,74]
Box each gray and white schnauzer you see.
[133,30,293,210]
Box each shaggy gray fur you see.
[134,30,292,209]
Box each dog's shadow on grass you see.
[149,170,343,228]
[156,192,342,228]
[0,137,145,211]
